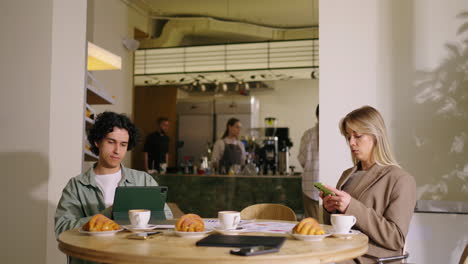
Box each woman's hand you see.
[321,185,352,213]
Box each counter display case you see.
[154,173,303,218]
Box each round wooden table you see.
[58,225,368,264]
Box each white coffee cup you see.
[218,211,241,230]
[129,209,151,228]
[331,214,356,234]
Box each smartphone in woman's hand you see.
[314,182,336,197]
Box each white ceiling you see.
[132,0,319,87]
[134,0,318,28]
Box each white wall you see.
[398,0,468,202]
[320,0,468,202]
[407,213,468,263]
[320,0,381,189]
[47,1,87,263]
[0,0,86,263]
[320,0,468,262]
[0,1,52,262]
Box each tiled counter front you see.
[153,174,303,218]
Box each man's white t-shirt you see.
[95,170,122,207]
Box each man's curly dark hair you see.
[87,111,140,155]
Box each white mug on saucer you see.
[129,209,151,228]
[331,214,356,234]
[218,211,240,230]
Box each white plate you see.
[331,230,361,239]
[289,231,332,242]
[122,224,158,231]
[78,227,123,236]
[174,229,212,238]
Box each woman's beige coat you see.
[325,164,416,264]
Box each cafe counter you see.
[152,173,303,218]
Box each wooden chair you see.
[459,244,468,264]
[240,203,297,221]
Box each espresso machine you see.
[258,136,278,175]
[276,128,293,175]
[256,118,293,175]
[265,127,293,175]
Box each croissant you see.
[82,214,121,232]
[175,213,205,232]
[293,217,325,235]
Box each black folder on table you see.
[112,186,168,225]
[196,234,286,248]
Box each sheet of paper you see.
[203,219,295,233]
[238,222,296,233]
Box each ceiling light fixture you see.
[122,38,140,51]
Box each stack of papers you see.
[204,219,295,234]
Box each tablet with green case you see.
[112,186,168,224]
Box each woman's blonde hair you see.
[339,105,399,167]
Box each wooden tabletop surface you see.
[58,224,368,264]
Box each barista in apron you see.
[219,140,243,173]
[211,118,246,174]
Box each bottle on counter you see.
[199,156,209,175]
[242,153,257,176]
[228,166,235,175]
[187,159,193,174]
[183,156,191,174]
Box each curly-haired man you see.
[55,112,173,239]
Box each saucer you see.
[288,231,332,242]
[331,230,361,239]
[78,227,123,236]
[213,226,243,235]
[123,224,158,231]
[174,229,212,238]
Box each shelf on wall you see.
[85,116,94,130]
[83,42,120,167]
[84,149,98,161]
[87,41,121,71]
[86,84,115,104]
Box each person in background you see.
[298,104,320,221]
[55,112,173,239]
[143,117,170,173]
[211,118,246,174]
[321,106,416,264]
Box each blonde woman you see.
[321,106,416,264]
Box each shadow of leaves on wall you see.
[413,11,468,201]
